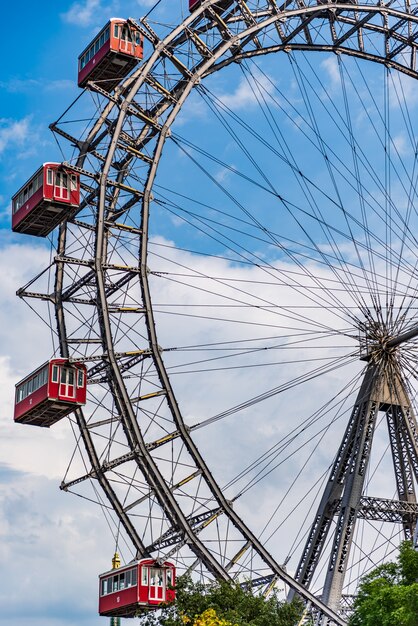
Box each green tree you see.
[138,576,304,626]
[349,541,418,626]
[192,607,234,626]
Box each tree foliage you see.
[192,608,233,626]
[349,541,418,626]
[138,576,304,626]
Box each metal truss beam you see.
[357,496,418,524]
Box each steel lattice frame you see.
[292,361,418,611]
[18,1,418,624]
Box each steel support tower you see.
[293,325,418,613]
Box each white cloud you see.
[176,91,209,126]
[0,117,34,157]
[43,79,75,92]
[0,198,7,223]
[0,467,108,626]
[390,70,418,110]
[61,0,102,27]
[0,238,109,625]
[0,78,74,94]
[214,164,236,183]
[216,69,277,111]
[0,78,40,93]
[321,56,340,88]
[392,132,410,156]
[0,222,410,617]
[0,239,90,483]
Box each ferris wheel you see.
[12,1,418,624]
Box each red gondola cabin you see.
[78,18,144,90]
[14,359,87,428]
[12,163,80,237]
[99,559,176,617]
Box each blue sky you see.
[2,2,418,624]
[0,0,187,229]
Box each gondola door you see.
[119,25,131,54]
[54,171,69,201]
[149,567,165,602]
[59,366,76,400]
